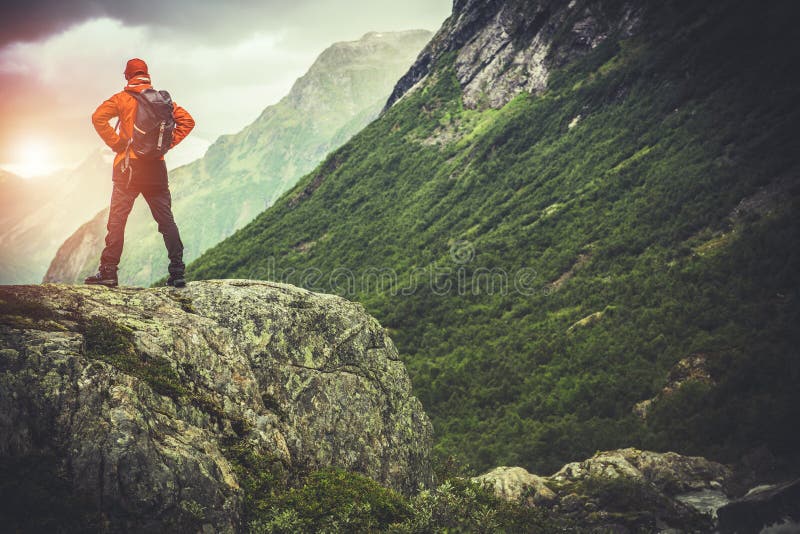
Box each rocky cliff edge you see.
[0,280,432,531]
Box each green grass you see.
[187,0,800,475]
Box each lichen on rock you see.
[0,280,432,531]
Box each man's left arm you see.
[171,103,195,148]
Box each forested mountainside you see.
[188,0,800,477]
[45,30,432,287]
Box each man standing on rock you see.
[85,58,194,288]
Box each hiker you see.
[85,58,194,288]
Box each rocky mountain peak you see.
[385,0,641,110]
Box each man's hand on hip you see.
[112,137,129,153]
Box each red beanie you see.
[124,58,148,80]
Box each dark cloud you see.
[0,0,311,48]
[0,1,96,47]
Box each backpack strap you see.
[119,90,145,186]
[113,90,139,132]
[125,89,151,106]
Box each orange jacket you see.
[92,74,195,167]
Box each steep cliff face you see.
[0,281,431,531]
[44,30,432,287]
[385,0,640,110]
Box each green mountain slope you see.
[44,30,432,286]
[188,0,800,474]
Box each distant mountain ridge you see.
[0,151,112,284]
[45,29,432,286]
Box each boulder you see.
[473,465,556,504]
[479,448,732,531]
[551,448,731,494]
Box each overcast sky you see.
[0,0,451,176]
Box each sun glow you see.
[4,139,60,178]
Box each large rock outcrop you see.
[633,352,717,419]
[0,281,432,531]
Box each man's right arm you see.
[92,95,127,152]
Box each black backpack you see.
[126,89,176,159]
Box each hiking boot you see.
[166,274,186,288]
[85,266,118,287]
